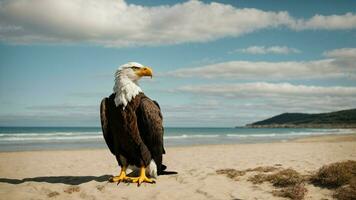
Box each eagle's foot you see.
[109,174,130,184]
[129,175,155,186]
[129,166,156,186]
[109,167,129,184]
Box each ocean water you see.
[0,127,354,152]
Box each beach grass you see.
[310,160,356,188]
[217,159,356,200]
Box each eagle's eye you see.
[131,66,140,70]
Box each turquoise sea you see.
[0,127,354,151]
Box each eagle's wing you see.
[100,98,115,155]
[101,95,153,167]
[137,96,165,173]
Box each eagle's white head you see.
[113,62,153,108]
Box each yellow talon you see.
[109,166,129,184]
[129,166,156,186]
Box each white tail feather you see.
[127,159,157,178]
[147,159,157,178]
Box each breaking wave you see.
[164,134,219,139]
[0,127,353,145]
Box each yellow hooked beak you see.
[136,67,153,78]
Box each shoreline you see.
[0,133,355,153]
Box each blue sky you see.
[0,0,356,127]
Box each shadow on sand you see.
[0,175,112,185]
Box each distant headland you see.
[246,108,356,128]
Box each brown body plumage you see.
[100,92,165,175]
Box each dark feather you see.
[100,93,169,175]
[136,96,165,174]
[100,98,115,155]
[100,93,155,167]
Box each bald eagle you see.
[100,62,166,186]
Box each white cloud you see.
[176,82,356,98]
[171,82,356,125]
[0,0,355,47]
[0,103,99,126]
[0,113,98,126]
[166,48,356,80]
[232,46,300,54]
[323,48,356,58]
[26,104,97,113]
[167,59,338,79]
[162,98,355,126]
[160,82,356,126]
[292,13,356,30]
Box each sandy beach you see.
[0,134,355,200]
